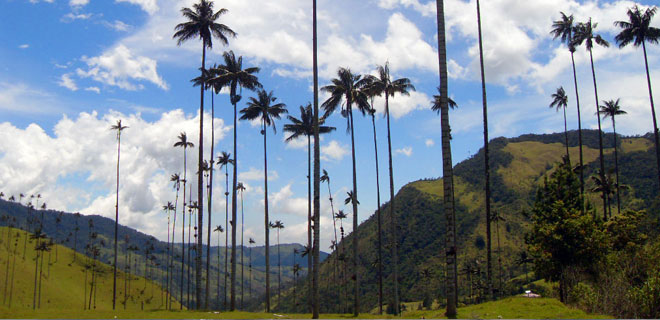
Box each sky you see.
[0,0,658,251]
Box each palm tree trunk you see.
[217,228,221,307]
[370,114,383,315]
[642,41,660,189]
[196,40,206,312]
[112,130,122,310]
[206,90,215,310]
[312,1,321,316]
[231,101,239,311]
[570,51,585,200]
[263,120,271,312]
[563,105,570,160]
[224,164,229,310]
[307,135,313,314]
[277,230,281,304]
[436,0,458,317]
[187,199,192,306]
[240,190,245,309]
[32,246,39,309]
[249,245,252,299]
[476,0,494,300]
[589,48,608,219]
[348,106,360,316]
[612,117,621,215]
[384,94,400,313]
[181,149,187,310]
[170,186,179,310]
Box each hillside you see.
[274,130,659,313]
[0,200,328,310]
[0,227,181,311]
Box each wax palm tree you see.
[240,89,287,311]
[211,51,262,310]
[334,210,348,313]
[283,104,335,297]
[109,119,128,310]
[237,181,246,308]
[168,173,181,310]
[173,132,194,309]
[269,220,285,304]
[311,1,322,316]
[320,168,339,310]
[591,170,617,219]
[216,151,232,310]
[550,87,570,159]
[31,229,47,309]
[321,67,370,316]
[615,5,660,188]
[365,61,415,312]
[552,12,586,196]
[162,201,174,308]
[174,2,236,305]
[599,99,627,215]
[435,0,458,315]
[248,237,255,299]
[573,18,610,217]
[213,225,223,307]
[490,211,506,293]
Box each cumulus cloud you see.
[0,109,230,240]
[102,20,132,32]
[85,87,101,94]
[372,90,432,119]
[116,0,159,15]
[76,45,168,91]
[321,140,349,162]
[61,12,92,21]
[238,167,279,182]
[69,0,89,7]
[58,74,78,91]
[396,146,413,157]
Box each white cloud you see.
[425,139,434,147]
[69,0,89,7]
[321,140,349,162]
[283,135,308,150]
[0,82,63,114]
[372,90,432,119]
[270,184,308,217]
[396,146,413,157]
[116,0,158,15]
[238,167,279,182]
[18,44,29,49]
[0,109,230,240]
[103,20,132,32]
[76,45,168,91]
[61,12,92,21]
[85,87,101,94]
[58,74,78,91]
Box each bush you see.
[629,271,660,318]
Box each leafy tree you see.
[212,51,262,310]
[240,89,287,310]
[174,2,236,305]
[572,18,610,217]
[615,5,660,189]
[552,11,586,196]
[599,99,627,214]
[322,68,370,316]
[526,157,607,303]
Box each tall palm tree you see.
[173,132,194,309]
[211,51,262,310]
[435,0,458,316]
[213,225,223,307]
[615,5,660,188]
[599,99,627,215]
[216,151,233,310]
[334,210,348,313]
[320,170,338,256]
[248,237,255,299]
[573,18,610,218]
[591,170,617,219]
[109,119,128,310]
[163,201,174,309]
[365,61,415,312]
[365,105,384,314]
[240,89,287,311]
[237,181,246,308]
[283,104,335,299]
[490,211,506,294]
[552,12,585,196]
[550,87,570,159]
[321,68,370,316]
[269,220,285,304]
[174,2,235,306]
[169,173,181,310]
[311,1,321,316]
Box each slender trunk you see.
[589,48,608,219]
[32,246,39,309]
[170,185,179,310]
[385,94,400,313]
[307,135,313,314]
[217,228,221,307]
[8,238,17,309]
[436,0,458,316]
[181,149,187,310]
[612,118,621,215]
[224,163,229,310]
[263,120,271,312]
[165,215,170,310]
[640,41,660,188]
[113,130,122,310]
[206,90,215,310]
[231,100,238,311]
[570,51,585,200]
[196,40,206,311]
[476,0,494,300]
[240,189,245,308]
[348,106,360,316]
[125,241,128,309]
[312,1,321,316]
[249,245,252,299]
[188,196,192,306]
[496,219,502,294]
[563,106,570,160]
[277,230,281,304]
[371,114,383,315]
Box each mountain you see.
[0,199,328,310]
[272,130,659,313]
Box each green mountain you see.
[272,130,659,313]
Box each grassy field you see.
[0,296,609,319]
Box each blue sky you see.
[0,0,658,249]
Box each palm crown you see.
[572,18,610,50]
[614,5,660,48]
[283,104,336,142]
[432,88,458,113]
[599,99,627,119]
[240,90,288,133]
[173,0,235,50]
[550,87,568,112]
[211,51,262,105]
[110,120,128,139]
[217,151,233,169]
[174,132,194,149]
[551,12,577,52]
[321,68,371,127]
[364,62,416,107]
